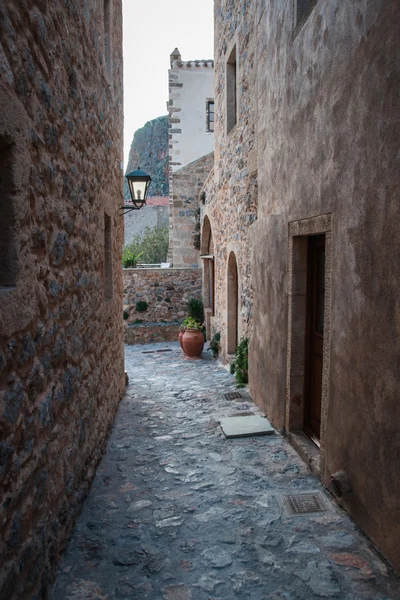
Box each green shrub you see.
[187,297,204,323]
[136,301,148,312]
[123,309,129,320]
[123,225,169,265]
[122,248,143,268]
[208,332,220,358]
[231,337,249,387]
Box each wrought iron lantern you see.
[121,167,151,214]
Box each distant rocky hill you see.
[124,115,169,200]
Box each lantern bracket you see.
[120,167,151,215]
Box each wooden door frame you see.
[201,214,215,340]
[303,234,325,446]
[285,214,332,477]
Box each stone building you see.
[0,1,124,597]
[168,49,215,267]
[201,1,258,351]
[204,0,400,571]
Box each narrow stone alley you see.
[51,344,399,600]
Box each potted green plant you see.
[182,317,205,357]
[187,297,204,322]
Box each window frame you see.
[206,99,215,133]
[226,42,238,135]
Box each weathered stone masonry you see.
[248,0,400,572]
[0,1,124,597]
[171,152,214,268]
[123,268,201,344]
[201,0,258,362]
[209,0,400,573]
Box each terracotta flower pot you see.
[178,329,184,349]
[182,329,204,357]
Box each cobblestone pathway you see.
[52,343,399,600]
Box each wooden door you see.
[304,235,325,443]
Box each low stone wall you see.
[123,268,202,343]
[126,322,180,345]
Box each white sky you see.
[122,0,215,167]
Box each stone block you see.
[219,415,275,438]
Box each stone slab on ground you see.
[219,415,275,438]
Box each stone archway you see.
[227,251,238,354]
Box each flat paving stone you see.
[51,342,400,600]
[220,414,275,438]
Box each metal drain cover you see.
[222,392,243,400]
[281,492,328,515]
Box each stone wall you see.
[123,268,202,343]
[172,152,214,268]
[201,0,258,362]
[212,0,400,572]
[125,322,180,345]
[0,1,124,597]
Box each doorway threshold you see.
[288,430,320,477]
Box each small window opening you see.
[226,45,237,134]
[0,138,17,288]
[104,213,113,300]
[294,0,318,30]
[104,0,112,80]
[206,100,215,132]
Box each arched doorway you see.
[201,216,215,339]
[227,251,238,354]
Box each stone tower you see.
[167,48,215,267]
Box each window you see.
[226,45,237,134]
[104,0,112,80]
[0,138,17,287]
[294,0,318,30]
[104,213,113,299]
[206,100,215,132]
